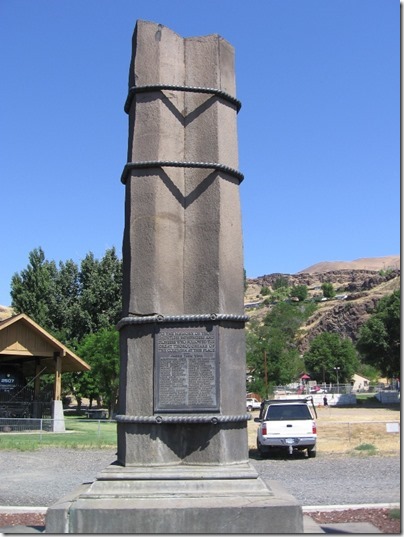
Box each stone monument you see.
[46,20,303,533]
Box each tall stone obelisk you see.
[117,19,249,466]
[46,21,303,533]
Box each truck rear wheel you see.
[257,440,270,459]
[307,446,316,458]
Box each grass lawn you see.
[0,416,117,451]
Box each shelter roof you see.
[0,313,90,376]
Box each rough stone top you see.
[134,19,232,49]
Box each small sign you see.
[386,422,400,433]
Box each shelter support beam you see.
[53,351,62,401]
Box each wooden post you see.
[53,351,62,401]
[34,358,41,400]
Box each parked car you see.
[310,386,327,394]
[255,397,317,458]
[246,397,261,411]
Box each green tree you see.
[11,247,58,330]
[11,247,122,344]
[321,282,335,298]
[356,363,381,384]
[62,370,100,412]
[290,284,308,302]
[246,302,316,395]
[75,248,122,340]
[303,332,359,384]
[263,301,316,341]
[11,247,123,405]
[273,275,289,290]
[261,286,270,296]
[356,290,400,378]
[77,328,120,418]
[50,259,82,346]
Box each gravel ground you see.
[0,448,400,508]
[250,452,401,506]
[0,449,400,533]
[0,449,116,507]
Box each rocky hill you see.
[0,305,13,321]
[245,256,400,353]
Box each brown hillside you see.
[245,258,400,352]
[299,255,399,274]
[0,305,13,321]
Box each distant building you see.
[351,373,370,392]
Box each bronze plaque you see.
[154,326,219,412]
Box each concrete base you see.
[51,400,65,432]
[46,462,303,533]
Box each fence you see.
[0,417,61,434]
[316,420,400,453]
[0,417,117,446]
[272,384,400,397]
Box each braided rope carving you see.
[121,160,244,184]
[124,84,242,114]
[115,414,251,424]
[117,313,249,330]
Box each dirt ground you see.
[308,507,401,533]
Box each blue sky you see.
[0,0,399,306]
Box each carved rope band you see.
[121,160,244,184]
[124,84,242,114]
[115,414,251,424]
[117,313,249,330]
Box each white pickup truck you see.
[246,397,261,411]
[255,397,317,458]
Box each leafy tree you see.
[273,276,289,290]
[356,290,400,378]
[356,363,381,384]
[290,284,308,302]
[261,286,270,296]
[246,302,316,395]
[11,247,58,330]
[303,332,359,384]
[77,248,122,340]
[50,259,82,346]
[11,247,122,344]
[62,371,100,412]
[246,322,270,397]
[321,282,335,298]
[247,323,303,398]
[263,301,316,341]
[11,247,123,405]
[77,328,120,418]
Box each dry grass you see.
[248,405,400,455]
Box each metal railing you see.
[0,417,117,444]
[0,417,55,433]
[271,384,400,396]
